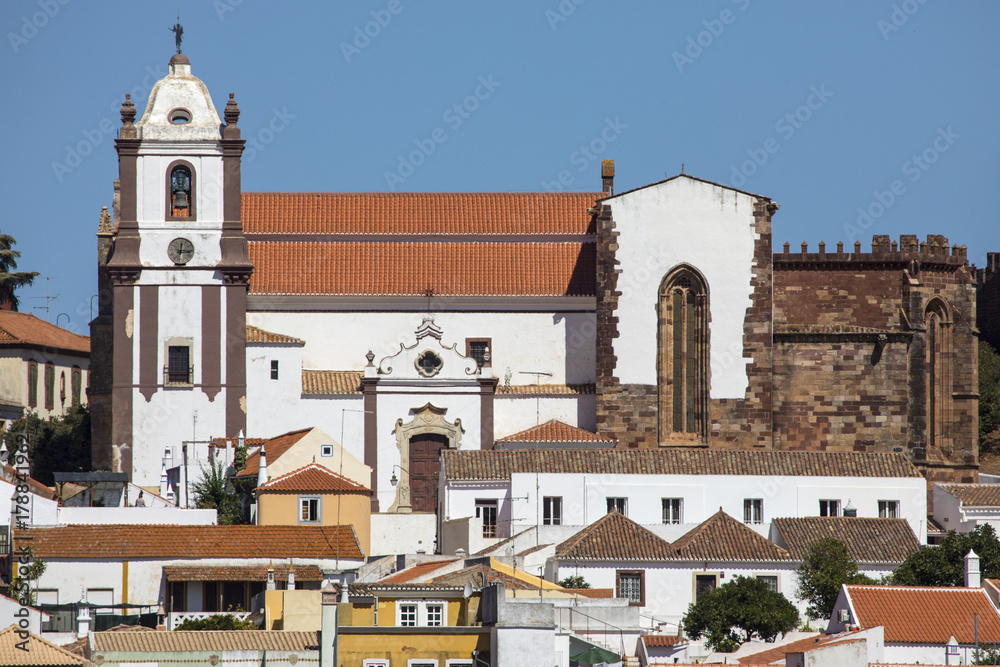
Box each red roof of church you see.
[0,311,89,355]
[496,419,615,444]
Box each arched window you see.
[71,366,82,407]
[166,162,195,220]
[925,298,952,450]
[27,361,37,408]
[44,363,54,411]
[658,265,710,442]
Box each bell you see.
[173,190,189,209]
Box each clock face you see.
[167,237,195,265]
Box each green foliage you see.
[981,342,1000,451]
[892,524,1000,587]
[191,456,249,525]
[7,405,91,486]
[0,233,38,311]
[1,549,46,606]
[795,538,878,620]
[173,613,255,631]
[974,644,1000,665]
[682,576,799,652]
[557,575,591,589]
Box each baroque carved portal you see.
[388,403,463,513]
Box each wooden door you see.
[409,433,448,513]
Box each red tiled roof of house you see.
[641,634,686,648]
[0,625,85,665]
[247,241,595,297]
[772,517,920,564]
[496,419,615,444]
[672,510,791,562]
[382,559,459,583]
[92,630,320,653]
[302,370,364,395]
[939,484,1000,507]
[241,191,600,236]
[17,524,363,560]
[235,427,313,478]
[163,564,322,582]
[846,585,1000,644]
[430,564,543,592]
[2,464,53,499]
[246,325,304,345]
[737,631,864,665]
[0,311,89,355]
[555,510,675,561]
[256,463,371,495]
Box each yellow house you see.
[255,462,372,554]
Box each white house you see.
[933,483,1000,535]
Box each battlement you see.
[775,234,968,268]
[977,252,1000,286]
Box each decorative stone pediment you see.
[377,317,487,380]
[388,403,464,513]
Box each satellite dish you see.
[463,581,473,599]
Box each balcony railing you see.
[163,365,194,386]
[168,610,251,630]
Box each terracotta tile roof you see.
[302,370,363,395]
[565,587,614,599]
[498,383,595,395]
[555,510,675,560]
[241,191,600,236]
[939,483,1000,507]
[349,582,464,596]
[672,510,791,562]
[641,634,686,648]
[737,632,861,664]
[2,464,53,499]
[91,630,320,653]
[772,517,920,564]
[63,624,153,658]
[0,311,89,355]
[430,564,542,592]
[846,585,1000,644]
[441,449,922,481]
[496,419,615,444]
[163,564,322,582]
[0,624,85,665]
[382,559,459,583]
[210,435,268,449]
[235,427,313,477]
[247,241,595,297]
[256,463,371,495]
[245,325,304,345]
[17,524,363,560]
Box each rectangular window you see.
[71,368,82,407]
[270,360,279,380]
[744,498,763,524]
[426,603,444,627]
[695,574,718,603]
[476,500,498,538]
[616,570,644,606]
[167,346,191,384]
[27,362,37,408]
[299,496,320,523]
[757,575,778,593]
[607,497,627,515]
[543,496,562,525]
[203,582,219,612]
[44,363,54,410]
[170,582,186,613]
[399,603,417,627]
[362,661,390,667]
[819,500,841,517]
[662,498,683,524]
[321,444,334,457]
[87,588,114,614]
[466,338,492,369]
[879,500,900,519]
[0,525,8,555]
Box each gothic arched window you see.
[925,298,952,450]
[658,265,710,442]
[166,162,195,220]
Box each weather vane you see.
[169,12,183,54]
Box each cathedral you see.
[90,52,979,511]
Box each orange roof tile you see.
[256,463,371,494]
[0,311,89,356]
[247,241,595,297]
[641,634,686,648]
[92,630,319,653]
[242,191,600,236]
[772,517,919,564]
[737,632,863,664]
[846,585,1000,644]
[430,564,543,592]
[163,564,322,582]
[302,370,363,395]
[2,464,53,499]
[496,419,615,444]
[235,427,313,477]
[0,625,85,665]
[556,510,675,561]
[382,559,459,583]
[246,325,304,345]
[17,524,363,560]
[939,484,1000,507]
[672,510,791,562]
[499,383,596,396]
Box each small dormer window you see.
[169,108,191,124]
[167,163,195,220]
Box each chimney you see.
[159,458,169,498]
[287,564,296,591]
[966,549,981,588]
[266,563,276,591]
[76,589,91,638]
[320,585,340,667]
[257,444,267,490]
[602,159,614,196]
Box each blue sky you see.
[2,1,998,333]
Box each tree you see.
[795,537,878,620]
[0,549,46,606]
[891,524,1000,587]
[0,233,38,311]
[191,456,248,525]
[557,575,590,589]
[682,576,799,653]
[173,613,255,630]
[981,342,1000,453]
[7,405,91,486]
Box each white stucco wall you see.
[607,176,759,398]
[2,351,89,420]
[369,513,438,556]
[494,395,596,436]
[932,486,1000,535]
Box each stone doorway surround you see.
[388,403,464,513]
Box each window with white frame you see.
[425,603,444,626]
[607,497,627,515]
[87,588,114,614]
[662,498,683,524]
[819,499,841,517]
[321,444,334,457]
[543,496,562,525]
[756,575,778,593]
[362,660,390,667]
[408,661,439,667]
[395,600,448,627]
[476,500,498,538]
[743,498,763,524]
[446,661,474,667]
[399,603,418,627]
[299,496,321,523]
[879,500,900,518]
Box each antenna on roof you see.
[681,163,685,174]
[30,276,59,320]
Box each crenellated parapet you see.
[775,234,968,270]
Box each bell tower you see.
[101,48,252,485]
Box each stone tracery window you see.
[658,265,709,442]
